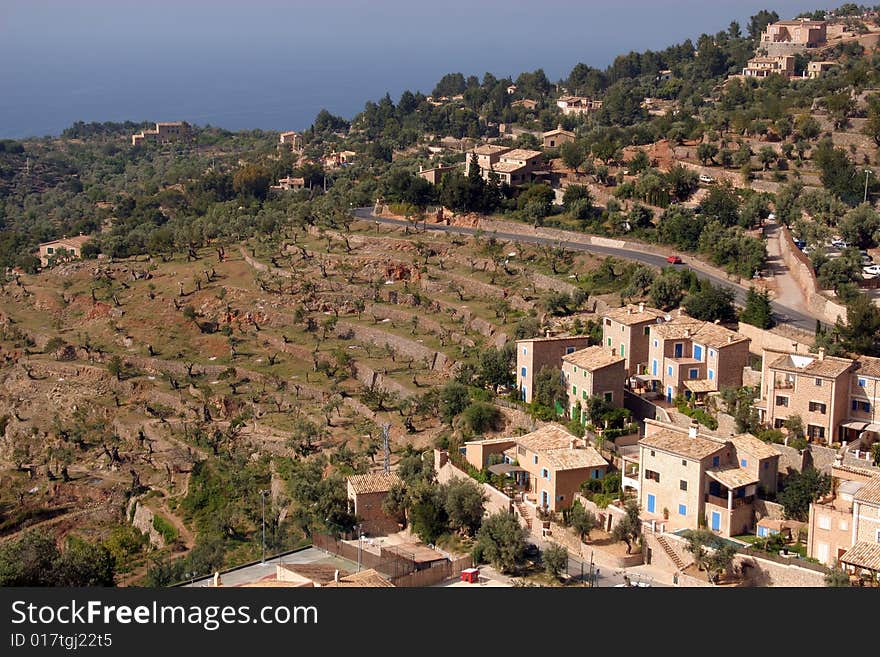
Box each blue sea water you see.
[0,0,816,138]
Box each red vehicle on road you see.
[666,255,682,264]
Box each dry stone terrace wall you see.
[778,224,847,324]
[334,321,451,372]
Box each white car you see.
[831,238,849,249]
[863,265,880,276]
[699,174,714,183]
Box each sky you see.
[0,0,822,138]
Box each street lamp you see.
[259,489,270,564]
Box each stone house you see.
[515,334,591,403]
[561,345,626,420]
[346,471,402,535]
[601,302,669,375]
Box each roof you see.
[501,149,542,161]
[650,317,704,340]
[346,471,401,495]
[514,424,582,452]
[473,144,511,156]
[756,518,804,531]
[839,479,866,497]
[491,162,527,173]
[854,476,880,505]
[515,334,590,344]
[488,463,527,475]
[321,568,395,588]
[277,563,348,585]
[683,379,716,393]
[840,542,880,572]
[640,428,723,461]
[40,235,91,249]
[768,352,855,379]
[730,433,781,460]
[707,465,759,489]
[540,446,608,470]
[604,304,668,326]
[855,356,880,379]
[563,345,624,371]
[690,323,748,348]
[543,128,575,138]
[383,543,447,564]
[772,19,825,26]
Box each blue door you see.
[647,494,656,514]
[666,386,673,403]
[652,360,658,376]
[711,511,721,532]
[521,385,526,401]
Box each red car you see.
[666,255,682,264]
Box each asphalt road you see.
[352,208,821,332]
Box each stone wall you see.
[778,225,847,324]
[128,500,166,549]
[353,363,413,399]
[336,321,448,371]
[753,499,786,523]
[736,322,812,357]
[434,455,512,516]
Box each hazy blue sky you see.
[0,0,820,137]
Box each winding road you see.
[352,208,821,332]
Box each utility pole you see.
[865,169,873,204]
[382,423,391,473]
[259,489,269,564]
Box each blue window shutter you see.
[740,459,747,468]
[521,367,527,377]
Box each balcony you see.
[773,379,795,390]
[705,494,754,509]
[622,475,639,492]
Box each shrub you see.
[152,514,178,545]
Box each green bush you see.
[152,514,179,545]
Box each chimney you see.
[688,421,699,439]
[727,335,733,344]
[626,306,632,315]
[611,347,616,356]
[334,570,340,582]
[818,347,825,361]
[684,328,691,338]
[570,438,578,450]
[792,342,798,353]
[545,329,551,338]
[639,302,645,312]
[213,571,222,587]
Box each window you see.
[858,378,867,387]
[667,365,673,376]
[521,367,527,377]
[852,400,871,413]
[603,391,613,403]
[808,401,827,414]
[47,247,54,254]
[709,349,715,358]
[839,519,848,531]
[541,468,550,480]
[693,344,703,360]
[764,462,769,470]
[572,385,577,396]
[674,343,683,358]
[773,418,785,429]
[650,450,656,457]
[818,515,831,530]
[708,369,714,381]
[644,326,650,336]
[689,368,698,379]
[557,495,564,501]
[740,459,747,468]
[591,469,602,479]
[607,337,612,347]
[644,469,660,482]
[533,455,538,465]
[681,460,687,467]
[680,479,688,491]
[776,395,789,407]
[807,424,825,440]
[678,504,687,516]
[620,344,625,357]
[712,456,720,467]
[582,390,587,400]
[566,346,576,355]
[653,339,658,348]
[522,347,527,355]
[652,360,658,376]
[815,378,823,387]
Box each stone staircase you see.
[656,534,688,571]
[514,501,532,531]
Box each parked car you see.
[793,239,806,250]
[524,543,539,558]
[831,238,849,249]
[863,264,880,276]
[699,174,714,184]
[666,255,682,264]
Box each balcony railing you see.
[705,494,753,509]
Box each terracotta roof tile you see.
[563,345,624,371]
[640,429,723,461]
[604,304,668,326]
[840,541,880,571]
[768,353,855,378]
[854,476,880,505]
[346,472,401,495]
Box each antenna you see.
[382,423,391,473]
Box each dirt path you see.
[764,220,811,317]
